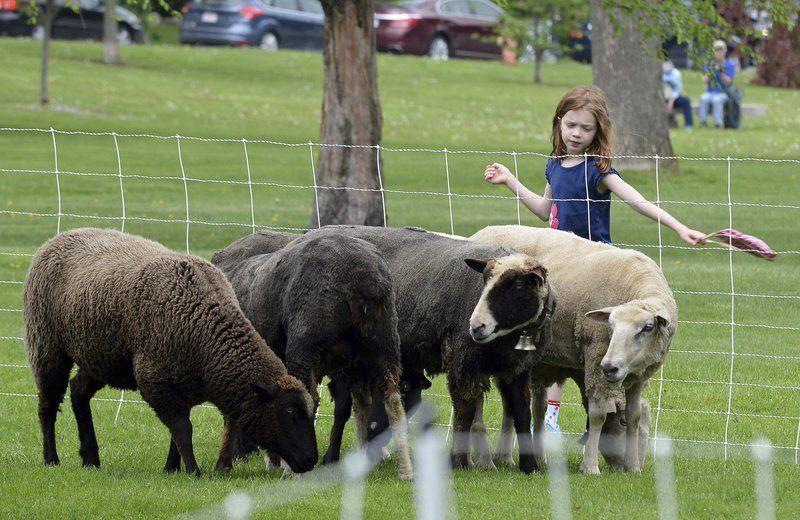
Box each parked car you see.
[179,0,323,50]
[374,0,504,60]
[566,22,691,69]
[0,0,143,43]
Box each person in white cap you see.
[699,39,736,129]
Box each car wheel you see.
[31,25,44,40]
[428,36,450,61]
[259,32,279,51]
[117,26,133,45]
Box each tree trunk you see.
[39,0,55,107]
[589,0,676,171]
[312,1,384,227]
[103,0,121,65]
[754,22,800,89]
[534,48,543,84]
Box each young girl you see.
[484,85,706,432]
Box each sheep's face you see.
[598,400,651,470]
[245,381,318,473]
[466,254,550,344]
[587,302,672,384]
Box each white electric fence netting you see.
[0,127,799,469]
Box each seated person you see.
[699,39,736,129]
[662,60,693,130]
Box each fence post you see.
[654,435,678,520]
[753,438,775,520]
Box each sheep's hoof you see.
[321,450,340,466]
[474,454,497,470]
[495,453,515,468]
[450,453,472,470]
[397,468,414,481]
[518,454,537,474]
[579,463,601,475]
[214,461,232,473]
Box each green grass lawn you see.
[1,37,799,518]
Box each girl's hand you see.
[484,163,512,186]
[679,227,708,245]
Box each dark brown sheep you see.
[212,231,412,479]
[23,228,318,476]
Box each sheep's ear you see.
[417,374,433,390]
[464,258,489,273]
[655,312,670,330]
[251,382,277,403]
[585,307,615,321]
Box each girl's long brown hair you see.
[550,86,614,173]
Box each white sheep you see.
[470,225,676,474]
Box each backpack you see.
[723,85,743,129]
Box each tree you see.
[103,0,121,65]
[589,0,675,171]
[496,0,588,84]
[311,1,385,227]
[589,0,795,169]
[754,16,800,88]
[38,0,56,107]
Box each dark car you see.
[567,22,691,69]
[179,0,323,50]
[0,0,143,43]
[375,0,503,60]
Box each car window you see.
[297,0,322,14]
[439,0,470,15]
[469,0,501,20]
[272,0,298,10]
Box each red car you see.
[375,0,503,60]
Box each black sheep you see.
[212,232,413,479]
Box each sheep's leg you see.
[69,368,105,468]
[450,394,477,470]
[624,382,644,473]
[471,396,496,470]
[580,397,606,475]
[164,439,181,473]
[351,385,372,449]
[322,377,352,465]
[165,413,200,477]
[496,373,537,474]
[215,416,238,472]
[383,389,413,480]
[33,349,72,467]
[531,382,547,465]
[495,411,516,468]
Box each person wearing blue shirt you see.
[483,86,707,434]
[699,39,736,129]
[662,60,693,130]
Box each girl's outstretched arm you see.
[484,162,552,221]
[601,174,707,245]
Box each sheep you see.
[470,369,651,471]
[23,228,318,476]
[290,225,556,474]
[211,231,413,479]
[470,225,676,474]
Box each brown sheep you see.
[23,228,318,476]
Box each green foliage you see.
[495,0,589,57]
[602,0,798,68]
